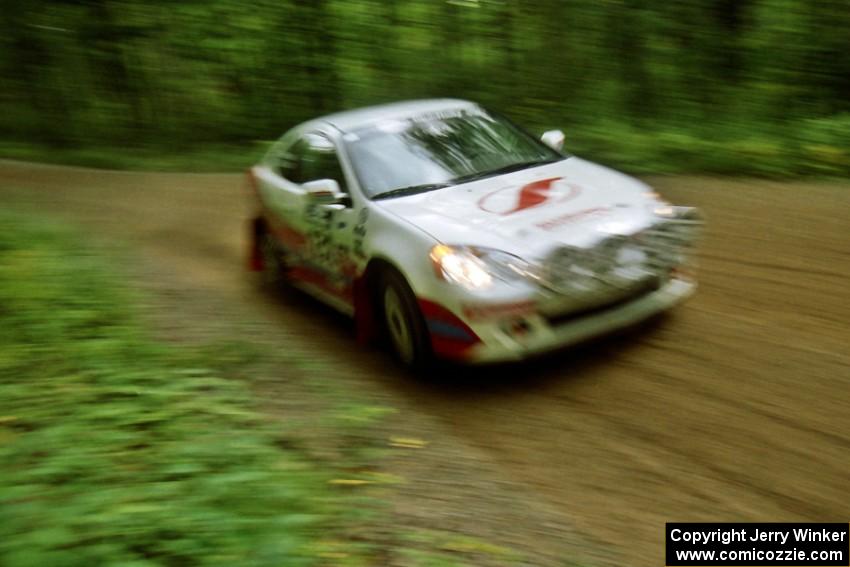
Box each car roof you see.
[316,98,478,133]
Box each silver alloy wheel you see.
[383,286,415,364]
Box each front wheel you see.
[380,270,432,368]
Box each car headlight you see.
[430,245,538,291]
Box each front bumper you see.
[457,276,695,364]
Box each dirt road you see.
[2,160,848,565]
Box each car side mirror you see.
[541,130,565,152]
[302,179,347,206]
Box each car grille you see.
[543,234,653,294]
[542,213,700,296]
[537,209,700,326]
[543,275,661,327]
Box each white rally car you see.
[246,99,701,366]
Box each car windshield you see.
[343,108,565,199]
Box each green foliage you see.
[1,1,850,175]
[0,214,336,566]
[568,117,850,178]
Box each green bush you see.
[0,142,271,173]
[566,120,849,178]
[3,115,850,178]
[792,114,850,175]
[0,214,333,566]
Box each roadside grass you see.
[0,212,528,567]
[0,141,271,173]
[0,213,357,566]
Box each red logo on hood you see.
[477,177,581,215]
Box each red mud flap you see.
[354,276,376,345]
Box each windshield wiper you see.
[451,157,563,185]
[371,182,451,201]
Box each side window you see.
[277,139,307,182]
[300,134,349,194]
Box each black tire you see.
[379,269,432,368]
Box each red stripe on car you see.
[418,298,481,360]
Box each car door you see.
[254,135,312,256]
[296,132,360,297]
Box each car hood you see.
[374,157,660,259]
